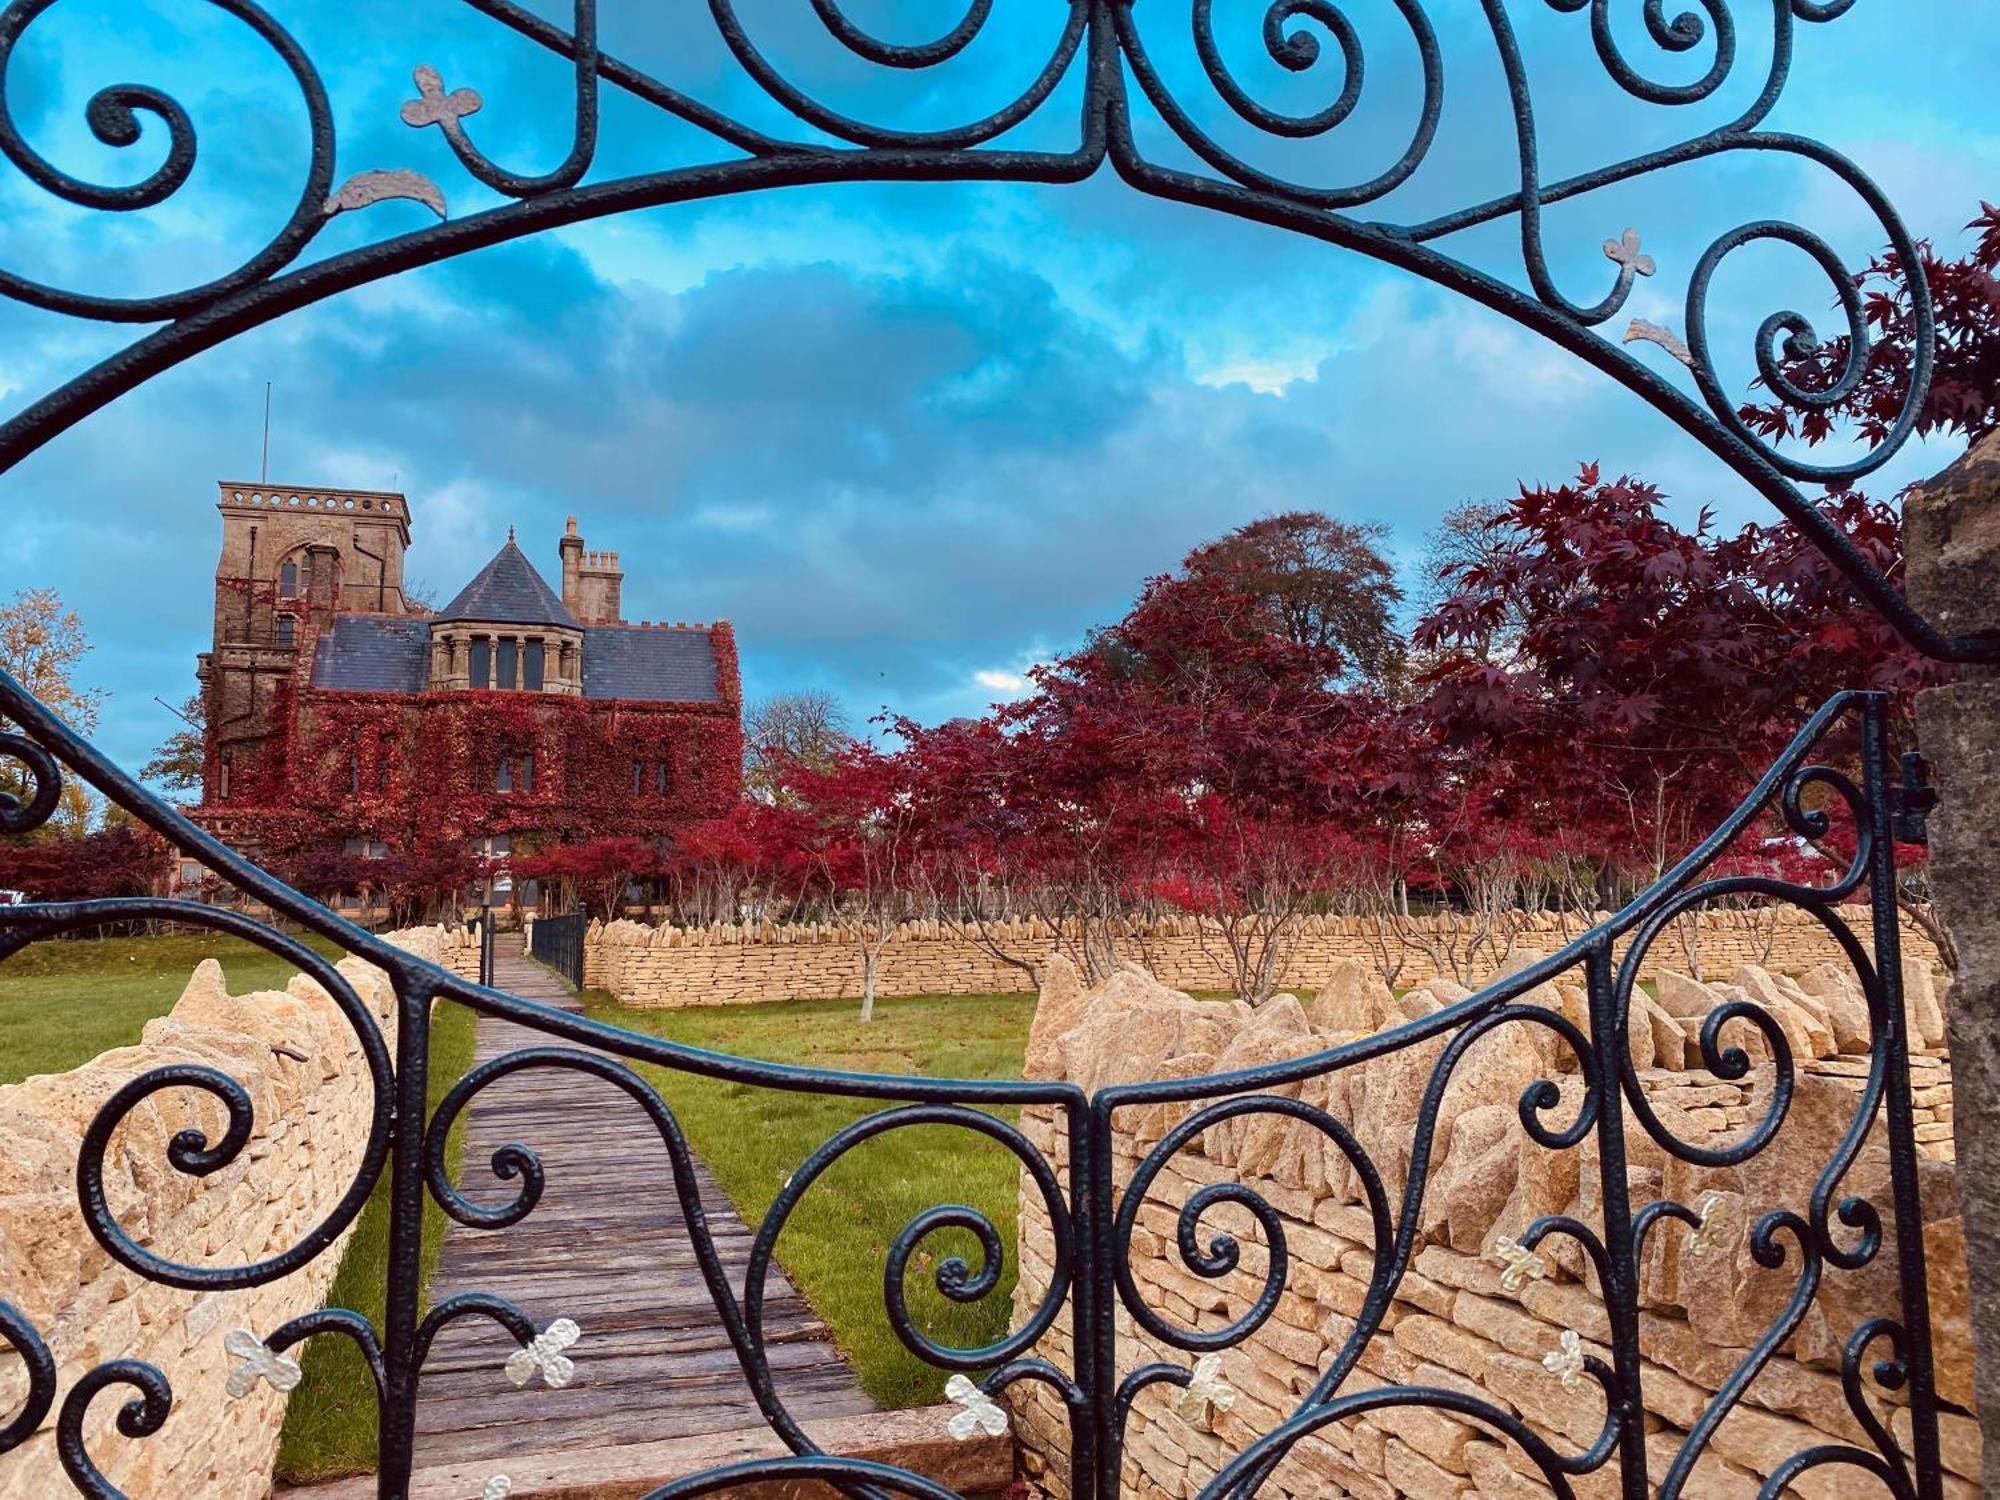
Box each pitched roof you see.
[435,538,579,629]
[582,627,722,703]
[311,616,431,693]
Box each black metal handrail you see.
[529,904,587,989]
[476,905,496,988]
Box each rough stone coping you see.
[274,1406,1012,1500]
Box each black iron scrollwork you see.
[0,1,1980,665]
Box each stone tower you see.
[558,515,626,624]
[196,481,413,806]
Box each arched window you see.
[279,558,299,597]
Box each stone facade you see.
[188,482,742,872]
[1006,957,1978,1499]
[0,925,479,1498]
[583,908,1945,1010]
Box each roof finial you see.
[507,525,516,543]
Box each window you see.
[474,834,513,903]
[655,760,671,795]
[279,559,298,597]
[469,638,490,690]
[496,638,518,690]
[630,759,644,794]
[496,754,534,793]
[219,752,232,801]
[347,755,360,793]
[496,757,512,792]
[523,640,545,692]
[376,746,391,793]
[275,614,295,647]
[520,752,535,793]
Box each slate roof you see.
[312,616,431,693]
[582,627,722,703]
[435,538,579,628]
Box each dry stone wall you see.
[585,909,1944,1010]
[1007,956,1978,1499]
[0,923,477,1499]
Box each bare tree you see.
[745,690,850,801]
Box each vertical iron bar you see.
[1585,940,1650,1495]
[1085,1094,1117,1500]
[376,972,435,1498]
[1864,696,1943,1498]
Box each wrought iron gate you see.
[528,905,588,989]
[0,1,1990,1495]
[0,676,1958,1498]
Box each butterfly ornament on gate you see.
[943,1374,1009,1441]
[223,1329,303,1399]
[505,1317,582,1389]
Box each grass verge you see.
[275,995,479,1483]
[0,931,348,1085]
[581,991,1036,1409]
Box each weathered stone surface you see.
[1904,955,1949,1050]
[1908,429,2000,1491]
[1014,945,1981,1500]
[1306,957,1399,1035]
[1425,1103,1520,1251]
[1023,953,1089,1079]
[1655,970,1721,1021]
[1795,961,1874,1053]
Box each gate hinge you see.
[1891,752,1938,845]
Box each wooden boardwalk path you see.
[380,938,873,1491]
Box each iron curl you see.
[0,0,336,321]
[55,1359,172,1499]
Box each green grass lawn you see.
[0,931,350,1085]
[275,996,477,1483]
[582,991,1037,1410]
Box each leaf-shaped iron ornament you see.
[1543,1328,1587,1394]
[223,1328,302,1399]
[324,168,447,220]
[1493,1235,1549,1294]
[1174,1352,1238,1425]
[504,1316,581,1389]
[943,1373,1009,1441]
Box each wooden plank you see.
[316,938,879,1483]
[288,1405,1012,1500]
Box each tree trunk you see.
[860,945,878,1023]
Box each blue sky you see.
[0,0,1993,777]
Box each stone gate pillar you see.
[1906,428,2000,1490]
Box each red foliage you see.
[0,826,172,903]
[1413,465,1951,885]
[1740,202,2000,451]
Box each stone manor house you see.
[190,480,742,900]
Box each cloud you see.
[0,0,1987,780]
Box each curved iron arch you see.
[0,0,1987,662]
